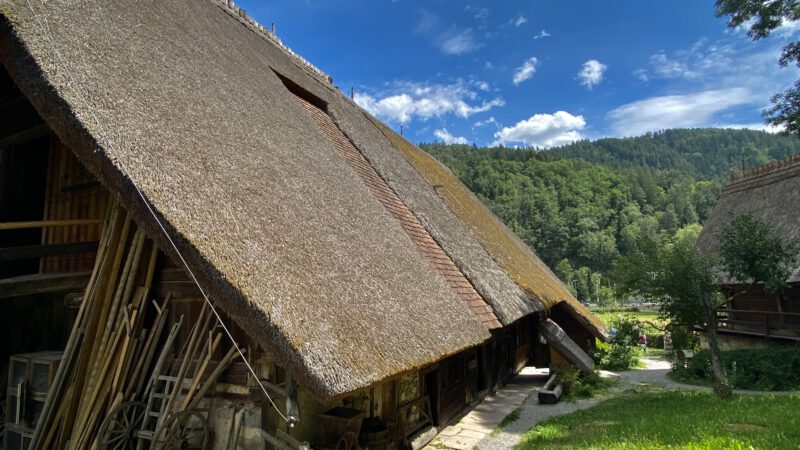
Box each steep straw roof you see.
[0,0,490,400]
[0,0,608,398]
[368,120,608,339]
[697,154,800,283]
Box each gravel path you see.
[432,356,799,450]
[473,355,797,450]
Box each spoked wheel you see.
[97,401,146,450]
[154,410,210,450]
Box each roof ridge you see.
[729,152,800,184]
[213,0,333,84]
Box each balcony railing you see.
[716,308,800,339]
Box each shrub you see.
[610,316,641,347]
[665,322,698,352]
[646,333,664,349]
[592,315,642,370]
[592,340,639,371]
[559,367,615,401]
[673,346,800,390]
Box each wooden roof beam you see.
[0,271,91,299]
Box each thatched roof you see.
[0,0,492,400]
[697,154,800,283]
[0,0,606,399]
[367,120,608,339]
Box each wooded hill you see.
[420,128,800,303]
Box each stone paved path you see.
[425,367,549,450]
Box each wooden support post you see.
[0,219,103,230]
[286,375,299,421]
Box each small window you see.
[273,69,328,111]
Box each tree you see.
[615,215,796,397]
[716,0,800,134]
[719,214,798,296]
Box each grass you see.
[594,310,665,331]
[490,407,521,436]
[668,369,712,387]
[518,390,800,449]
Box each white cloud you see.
[354,80,505,124]
[484,61,495,70]
[607,88,759,136]
[578,59,607,89]
[649,52,698,79]
[775,19,800,38]
[438,27,481,55]
[493,111,586,147]
[512,14,528,27]
[711,122,786,133]
[434,128,469,144]
[533,29,551,40]
[513,57,538,85]
[609,35,800,136]
[414,11,482,56]
[474,116,499,128]
[474,80,490,91]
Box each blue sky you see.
[239,0,800,147]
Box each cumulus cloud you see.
[513,57,539,85]
[512,14,528,27]
[434,128,469,144]
[354,80,505,124]
[534,29,551,40]
[493,111,586,147]
[578,59,607,89]
[438,27,481,55]
[607,88,759,136]
[474,80,490,91]
[415,11,482,56]
[649,52,697,79]
[474,116,499,128]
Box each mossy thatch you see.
[370,119,608,339]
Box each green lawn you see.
[594,310,662,328]
[518,390,800,449]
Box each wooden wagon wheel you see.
[154,410,210,450]
[97,401,146,450]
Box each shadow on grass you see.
[517,389,800,449]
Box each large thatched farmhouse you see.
[697,155,800,350]
[0,1,605,449]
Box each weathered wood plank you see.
[0,241,98,262]
[540,318,594,371]
[0,219,103,230]
[0,271,91,298]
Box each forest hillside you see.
[420,128,800,303]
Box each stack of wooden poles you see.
[30,200,240,449]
